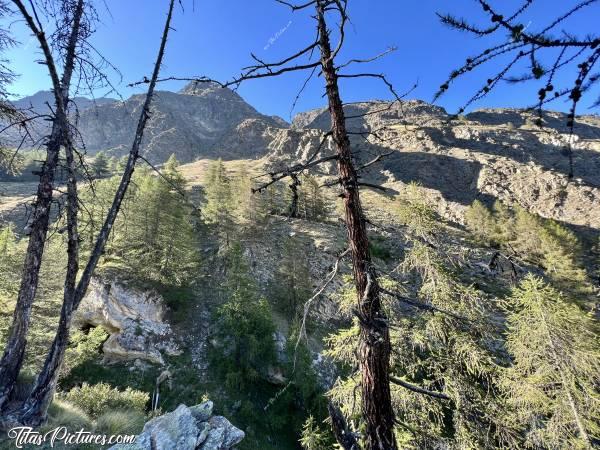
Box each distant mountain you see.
[3,85,600,231]
[3,83,289,163]
[11,90,117,114]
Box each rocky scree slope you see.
[267,101,600,231]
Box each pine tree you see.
[327,185,510,449]
[91,151,110,179]
[464,199,496,245]
[298,174,328,221]
[78,156,199,285]
[203,159,235,244]
[211,243,276,390]
[299,415,330,450]
[502,275,599,449]
[232,163,267,229]
[271,236,312,319]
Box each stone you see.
[108,402,244,450]
[74,277,180,364]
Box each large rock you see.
[74,277,180,364]
[109,401,244,450]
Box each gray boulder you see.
[109,401,244,450]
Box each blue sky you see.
[3,0,599,120]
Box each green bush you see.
[46,399,93,430]
[95,409,146,435]
[63,382,149,419]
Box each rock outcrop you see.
[75,278,180,364]
[7,88,600,229]
[109,401,244,450]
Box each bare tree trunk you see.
[16,0,176,424]
[17,139,79,425]
[316,2,396,449]
[0,0,83,411]
[288,173,300,218]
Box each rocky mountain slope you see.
[5,82,288,163]
[5,85,600,230]
[268,101,600,231]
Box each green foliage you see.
[203,159,235,241]
[369,236,392,261]
[79,154,200,285]
[62,326,108,377]
[0,231,69,373]
[270,237,312,319]
[292,174,329,221]
[62,382,149,419]
[46,399,93,430]
[327,185,508,449]
[502,275,600,449]
[91,151,111,178]
[211,243,276,389]
[465,200,593,298]
[299,415,330,450]
[94,409,146,436]
[464,199,497,245]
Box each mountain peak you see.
[179,80,228,96]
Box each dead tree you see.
[14,0,176,425]
[0,0,85,411]
[138,0,405,447]
[436,0,600,178]
[288,173,300,217]
[315,4,396,448]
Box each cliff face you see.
[268,101,600,230]
[6,88,600,228]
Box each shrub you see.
[63,382,149,419]
[95,409,145,435]
[46,399,93,430]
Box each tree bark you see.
[316,2,397,449]
[0,0,83,411]
[288,173,300,218]
[16,0,176,425]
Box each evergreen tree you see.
[298,174,328,221]
[91,151,110,179]
[232,163,268,229]
[327,185,510,449]
[78,155,199,285]
[502,275,599,449]
[464,199,496,245]
[465,200,593,299]
[211,243,276,389]
[271,237,313,319]
[299,415,330,450]
[203,159,235,243]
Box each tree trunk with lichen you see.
[15,0,176,425]
[0,0,84,412]
[316,2,396,449]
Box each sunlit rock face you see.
[75,277,180,364]
[108,401,245,450]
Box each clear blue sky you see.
[3,0,599,120]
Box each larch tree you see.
[502,275,599,448]
[436,0,600,178]
[152,0,406,446]
[0,0,178,425]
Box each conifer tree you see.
[211,243,276,389]
[299,415,330,450]
[91,151,110,179]
[271,237,312,319]
[502,275,599,449]
[203,159,235,244]
[327,185,511,449]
